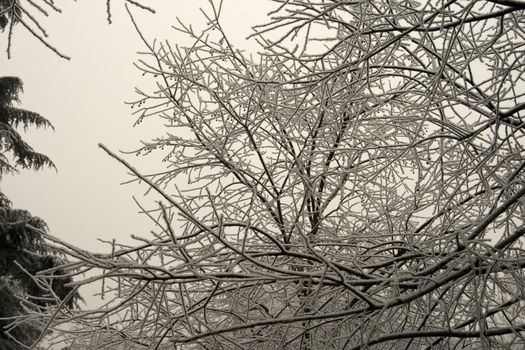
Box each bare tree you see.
[0,0,154,59]
[18,0,525,349]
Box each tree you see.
[0,0,155,59]
[23,0,525,349]
[0,76,77,349]
[0,77,54,179]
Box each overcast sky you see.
[0,1,273,251]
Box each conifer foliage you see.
[0,76,75,349]
[0,77,54,173]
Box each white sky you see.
[0,0,273,252]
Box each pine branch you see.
[0,106,54,130]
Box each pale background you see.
[0,1,272,252]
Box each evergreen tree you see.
[0,77,54,179]
[0,77,76,349]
